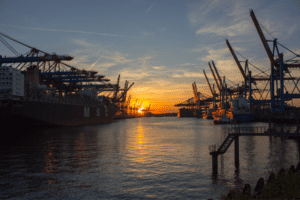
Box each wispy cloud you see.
[68,39,160,82]
[121,70,149,78]
[140,31,154,37]
[152,65,165,70]
[200,47,230,62]
[187,0,222,26]
[0,23,137,38]
[72,39,134,67]
[196,21,251,37]
[288,24,296,35]
[181,63,197,67]
[159,27,168,32]
[171,70,204,78]
[73,39,101,48]
[225,1,259,22]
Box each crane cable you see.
[259,24,300,63]
[277,42,300,64]
[233,47,269,76]
[259,23,275,39]
[0,36,20,56]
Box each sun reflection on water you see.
[137,125,144,146]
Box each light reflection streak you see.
[43,139,58,191]
[137,125,144,146]
[73,132,87,168]
[133,125,149,165]
[44,139,56,175]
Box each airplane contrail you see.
[0,23,135,38]
[145,4,154,13]
[145,0,158,14]
[88,57,101,70]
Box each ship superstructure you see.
[226,96,255,123]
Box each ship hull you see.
[177,108,193,117]
[203,114,213,119]
[212,109,226,120]
[213,120,239,125]
[228,113,255,123]
[0,101,118,127]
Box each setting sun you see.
[138,105,144,114]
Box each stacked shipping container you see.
[0,66,24,96]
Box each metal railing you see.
[209,144,218,153]
[209,125,300,154]
[226,126,299,135]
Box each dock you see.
[209,125,300,174]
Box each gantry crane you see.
[226,39,252,99]
[203,69,217,109]
[192,82,202,117]
[249,9,300,112]
[227,39,275,107]
[208,61,229,109]
[211,61,224,91]
[113,78,134,116]
[141,104,155,116]
[208,62,221,93]
[211,61,227,109]
[0,32,127,99]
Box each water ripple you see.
[1,117,299,199]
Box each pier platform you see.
[208,125,300,174]
[254,109,299,124]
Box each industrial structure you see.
[175,9,300,123]
[0,32,133,126]
[175,82,213,117]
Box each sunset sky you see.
[1,0,300,113]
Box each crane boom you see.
[203,70,214,96]
[0,32,44,53]
[127,82,134,91]
[226,39,247,80]
[211,61,224,90]
[113,74,120,101]
[117,82,134,102]
[250,9,275,66]
[208,62,221,92]
[127,95,131,106]
[0,55,73,63]
[192,82,199,102]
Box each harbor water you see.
[1,117,300,199]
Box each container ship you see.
[212,96,255,123]
[0,65,119,127]
[177,108,194,117]
[203,108,214,119]
[226,96,255,123]
[0,32,122,127]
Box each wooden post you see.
[235,135,239,168]
[269,109,272,132]
[297,109,299,134]
[212,152,218,174]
